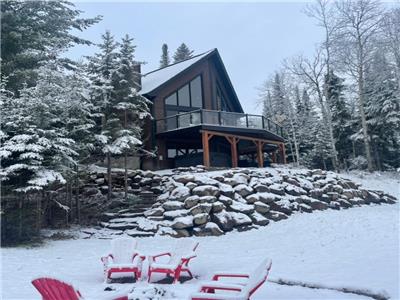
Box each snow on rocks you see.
[99,166,397,238]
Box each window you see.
[164,76,203,111]
[178,85,190,107]
[217,84,230,112]
[190,76,203,107]
[165,93,177,106]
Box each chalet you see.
[139,49,286,170]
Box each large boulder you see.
[162,201,184,211]
[144,207,164,217]
[170,186,191,201]
[265,211,288,221]
[163,209,189,220]
[224,173,249,186]
[218,183,235,198]
[190,203,213,215]
[250,211,270,226]
[269,184,285,196]
[198,196,217,203]
[254,201,270,214]
[234,184,254,197]
[218,195,233,206]
[171,216,194,229]
[212,210,235,231]
[174,174,195,184]
[193,222,224,236]
[184,195,200,209]
[254,184,269,193]
[193,213,210,225]
[192,185,220,197]
[230,212,253,227]
[229,201,254,214]
[212,201,225,213]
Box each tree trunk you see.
[322,157,327,170]
[75,164,80,224]
[107,152,112,201]
[36,191,42,233]
[317,89,338,171]
[357,66,374,172]
[124,109,128,201]
[18,195,23,240]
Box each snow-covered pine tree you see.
[159,43,171,68]
[324,70,353,169]
[173,43,194,63]
[0,0,101,94]
[0,61,78,195]
[113,34,151,199]
[365,50,400,170]
[86,30,119,200]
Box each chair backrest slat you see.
[110,237,138,264]
[243,258,272,295]
[32,278,81,300]
[169,239,198,265]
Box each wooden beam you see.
[202,131,210,168]
[199,130,283,146]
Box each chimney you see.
[133,63,142,91]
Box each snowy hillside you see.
[1,170,399,300]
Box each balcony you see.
[155,109,284,138]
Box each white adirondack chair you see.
[148,239,199,283]
[101,237,144,282]
[190,258,272,300]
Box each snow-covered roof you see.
[140,49,214,95]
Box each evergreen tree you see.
[0,62,79,193]
[325,70,353,168]
[173,43,194,63]
[365,50,400,169]
[113,35,151,199]
[159,43,170,68]
[0,0,101,93]
[86,30,119,200]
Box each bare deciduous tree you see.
[334,0,384,172]
[284,49,339,170]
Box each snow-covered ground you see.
[1,171,399,300]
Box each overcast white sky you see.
[68,1,325,114]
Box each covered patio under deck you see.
[155,110,286,168]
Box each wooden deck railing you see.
[155,109,283,137]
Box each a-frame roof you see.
[140,48,243,113]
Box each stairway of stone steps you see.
[99,191,158,234]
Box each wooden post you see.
[256,141,264,168]
[281,143,287,164]
[231,137,238,168]
[202,131,210,168]
[272,151,277,163]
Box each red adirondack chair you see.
[31,277,128,300]
[147,239,199,283]
[190,258,272,300]
[101,237,145,283]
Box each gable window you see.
[217,83,230,112]
[164,75,203,112]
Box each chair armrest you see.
[149,252,171,262]
[199,282,244,293]
[182,251,196,260]
[212,272,250,281]
[101,254,113,266]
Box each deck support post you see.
[225,136,238,168]
[272,151,277,164]
[255,141,264,168]
[280,143,287,164]
[202,131,210,168]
